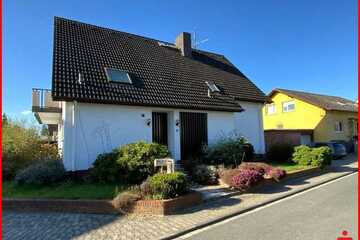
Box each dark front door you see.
[152,112,168,146]
[180,112,208,164]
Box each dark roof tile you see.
[52,17,266,111]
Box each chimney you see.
[175,32,192,57]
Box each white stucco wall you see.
[208,112,235,145]
[234,101,265,153]
[60,102,261,171]
[62,103,153,170]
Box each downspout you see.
[72,100,77,171]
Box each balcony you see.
[32,88,62,125]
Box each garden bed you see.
[3,191,202,215]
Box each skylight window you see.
[105,68,132,84]
[205,81,221,93]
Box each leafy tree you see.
[2,116,60,180]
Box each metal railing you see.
[32,88,61,111]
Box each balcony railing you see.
[32,88,61,113]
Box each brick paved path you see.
[4,156,357,240]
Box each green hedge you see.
[90,141,169,184]
[148,172,189,199]
[293,145,331,168]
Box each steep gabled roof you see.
[52,17,266,112]
[269,88,357,113]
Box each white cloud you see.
[21,110,32,115]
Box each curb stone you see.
[159,170,357,240]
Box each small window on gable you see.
[105,68,132,84]
[205,81,220,93]
[266,104,276,115]
[282,100,295,112]
[334,121,343,132]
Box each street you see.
[178,173,358,240]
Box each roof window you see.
[205,81,220,93]
[105,68,132,84]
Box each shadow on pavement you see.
[174,197,241,215]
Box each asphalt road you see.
[179,173,358,240]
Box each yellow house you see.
[263,88,358,148]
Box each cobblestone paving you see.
[4,157,357,240]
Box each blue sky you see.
[3,0,358,120]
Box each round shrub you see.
[310,146,332,168]
[192,165,218,185]
[90,152,122,183]
[292,145,313,166]
[266,144,294,162]
[116,141,169,183]
[148,172,189,199]
[14,159,66,185]
[231,169,264,190]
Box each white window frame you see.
[334,121,343,133]
[282,100,295,113]
[266,103,276,115]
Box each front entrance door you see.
[152,112,168,146]
[180,112,208,165]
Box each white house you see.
[32,17,266,171]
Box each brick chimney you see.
[175,32,192,57]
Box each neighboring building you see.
[263,88,358,150]
[32,17,266,171]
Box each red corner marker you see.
[337,230,352,240]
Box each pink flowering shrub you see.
[230,169,264,190]
[239,162,270,175]
[220,162,287,189]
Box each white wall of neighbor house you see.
[234,101,265,154]
[59,102,246,171]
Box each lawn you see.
[3,181,129,200]
[271,162,312,172]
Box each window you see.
[266,104,276,115]
[105,68,132,84]
[205,81,220,93]
[282,100,295,112]
[334,121,343,132]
